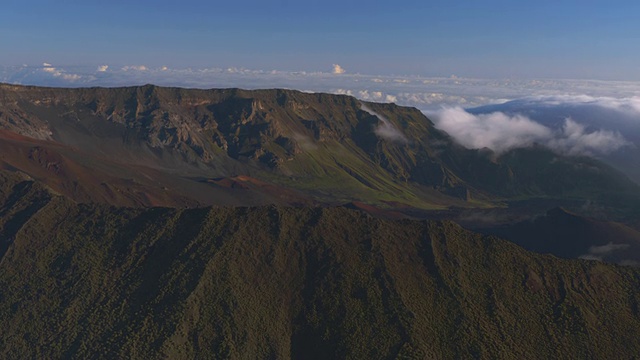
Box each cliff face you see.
[1,197,639,359]
[0,84,637,212]
[2,86,640,359]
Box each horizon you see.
[4,64,640,111]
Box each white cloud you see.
[43,62,52,67]
[432,107,551,153]
[332,64,345,75]
[8,65,640,116]
[97,65,109,72]
[360,103,407,143]
[513,95,640,116]
[121,65,148,71]
[63,73,82,81]
[546,118,631,156]
[38,64,83,82]
[334,88,353,96]
[432,107,633,155]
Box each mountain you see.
[3,85,640,358]
[1,83,638,219]
[1,179,640,358]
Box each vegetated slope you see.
[1,83,638,212]
[1,197,640,359]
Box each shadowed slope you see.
[485,207,640,265]
[1,202,640,359]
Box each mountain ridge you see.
[3,85,640,358]
[1,83,638,217]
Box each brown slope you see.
[0,130,313,207]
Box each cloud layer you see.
[433,107,551,153]
[432,107,632,155]
[6,64,640,112]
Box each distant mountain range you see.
[2,84,640,358]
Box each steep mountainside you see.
[1,83,638,214]
[1,193,640,359]
[2,86,640,358]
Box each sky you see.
[2,0,640,80]
[3,1,640,178]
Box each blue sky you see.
[2,0,640,80]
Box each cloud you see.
[38,64,83,82]
[360,103,407,143]
[8,65,640,116]
[332,64,345,75]
[121,65,148,71]
[97,65,109,72]
[432,107,632,155]
[546,118,631,156]
[432,107,551,153]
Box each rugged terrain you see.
[1,83,638,216]
[1,176,640,359]
[2,84,640,358]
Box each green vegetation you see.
[1,192,640,358]
[2,85,640,359]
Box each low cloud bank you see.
[432,107,632,156]
[433,107,550,153]
[514,95,640,115]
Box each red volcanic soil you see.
[0,130,199,207]
[0,129,316,207]
[207,177,251,190]
[0,129,46,142]
[346,201,409,220]
[204,175,315,206]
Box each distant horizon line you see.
[2,63,639,84]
